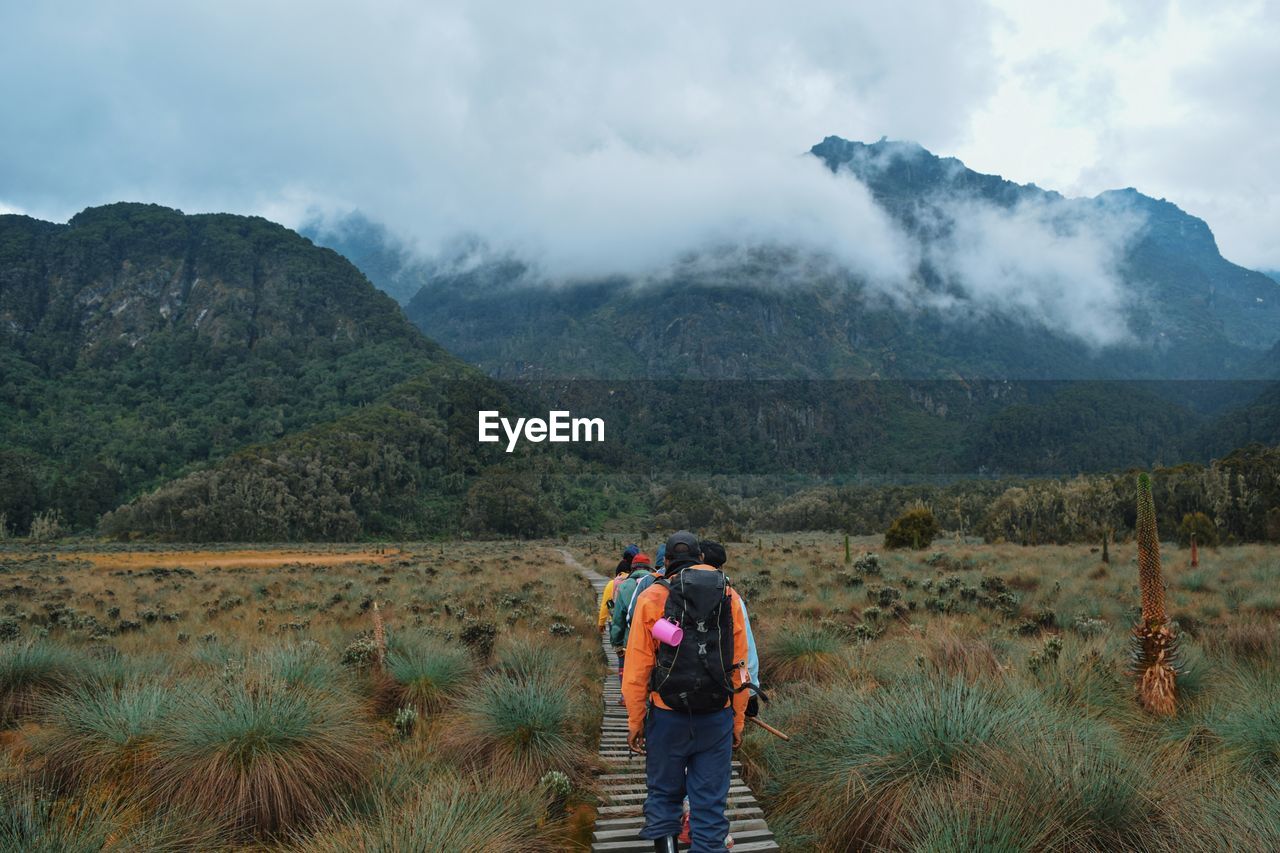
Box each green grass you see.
[761,626,845,684]
[1210,679,1280,779]
[0,783,224,852]
[257,642,347,692]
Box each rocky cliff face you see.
[1,203,424,371]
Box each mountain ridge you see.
[387,137,1279,382]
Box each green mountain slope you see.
[0,203,454,533]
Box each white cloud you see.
[0,0,1275,334]
[956,0,1280,269]
[0,0,995,281]
[925,194,1145,347]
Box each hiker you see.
[664,541,760,848]
[623,531,753,853]
[616,543,641,577]
[622,542,665,633]
[598,544,639,633]
[610,551,653,674]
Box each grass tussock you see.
[30,681,172,790]
[762,626,846,684]
[0,641,90,725]
[446,674,592,784]
[302,770,553,852]
[149,681,375,839]
[0,783,226,852]
[383,637,473,715]
[0,541,599,849]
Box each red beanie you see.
[631,552,651,567]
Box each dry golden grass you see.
[0,540,602,850]
[651,532,1280,851]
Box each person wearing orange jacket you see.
[622,531,752,853]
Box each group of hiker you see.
[596,532,762,853]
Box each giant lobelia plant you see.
[1130,473,1179,716]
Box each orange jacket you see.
[622,566,751,738]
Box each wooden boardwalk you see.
[568,552,780,852]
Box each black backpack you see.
[650,568,737,714]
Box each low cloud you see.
[923,194,1145,347]
[481,143,919,287]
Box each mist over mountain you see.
[385,137,1279,381]
[298,212,432,306]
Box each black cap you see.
[700,540,726,568]
[665,530,701,562]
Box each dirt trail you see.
[556,547,601,580]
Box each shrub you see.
[853,552,882,574]
[393,706,418,738]
[0,640,90,725]
[884,507,939,550]
[446,675,589,783]
[385,638,473,715]
[341,635,380,670]
[27,510,62,542]
[151,682,374,839]
[459,621,498,662]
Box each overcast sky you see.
[2,0,1276,273]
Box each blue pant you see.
[641,706,733,852]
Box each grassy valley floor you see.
[3,535,1279,850]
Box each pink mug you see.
[652,617,683,646]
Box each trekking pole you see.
[748,717,790,741]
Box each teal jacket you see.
[609,566,652,648]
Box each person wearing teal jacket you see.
[609,552,653,653]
